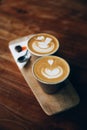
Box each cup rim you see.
[27,33,59,56]
[32,56,70,85]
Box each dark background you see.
[0,0,87,130]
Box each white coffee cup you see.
[32,56,70,94]
[27,33,59,57]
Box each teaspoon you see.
[17,50,30,63]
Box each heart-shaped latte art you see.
[48,59,54,65]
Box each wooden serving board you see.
[9,35,80,115]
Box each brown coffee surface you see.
[28,33,59,56]
[33,56,70,84]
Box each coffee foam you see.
[41,59,63,79]
[33,56,70,84]
[28,33,59,56]
[41,66,63,79]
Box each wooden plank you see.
[9,35,80,115]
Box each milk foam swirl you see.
[33,56,70,84]
[41,66,63,79]
[32,36,54,53]
[28,33,59,56]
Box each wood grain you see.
[0,0,87,129]
[9,36,80,116]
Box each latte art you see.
[28,33,59,56]
[41,66,63,79]
[32,37,54,53]
[41,58,63,79]
[48,59,54,65]
[33,56,70,84]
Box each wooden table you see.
[0,0,87,129]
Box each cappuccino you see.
[27,33,59,56]
[33,56,70,85]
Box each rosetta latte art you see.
[32,36,54,53]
